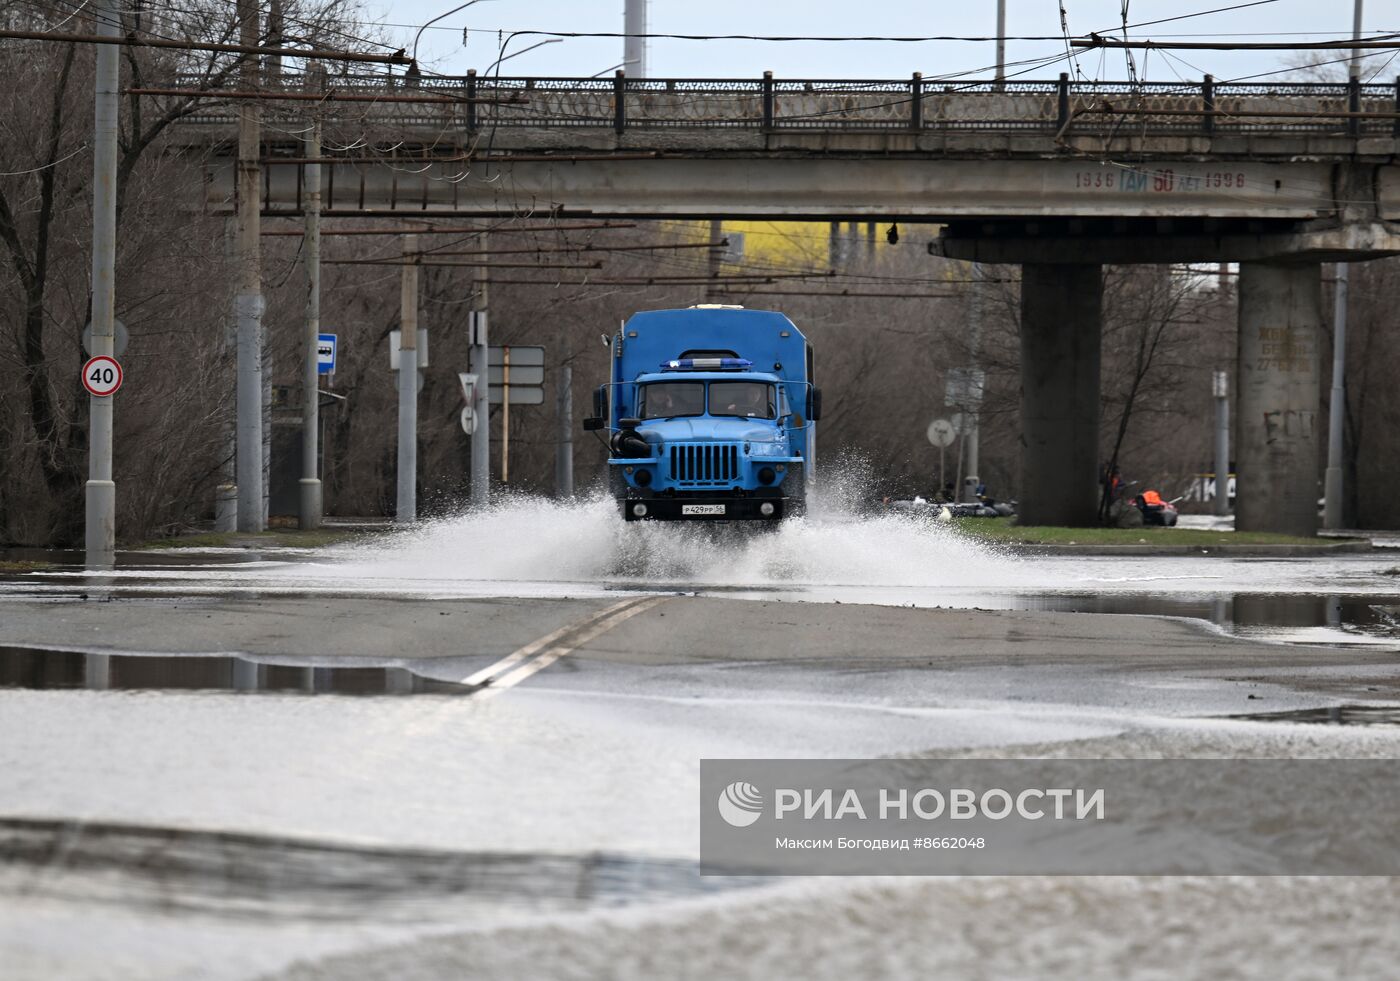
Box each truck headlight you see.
[632,503,648,517]
[750,440,788,457]
[634,468,652,487]
[760,502,776,517]
[757,467,777,485]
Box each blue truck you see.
[583,306,820,522]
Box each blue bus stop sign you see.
[317,333,337,375]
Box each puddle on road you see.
[1011,593,1400,647]
[0,817,756,922]
[1228,704,1400,727]
[0,647,466,696]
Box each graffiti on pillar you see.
[1254,326,1313,373]
[1262,409,1315,444]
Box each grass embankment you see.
[955,516,1341,547]
[137,528,362,550]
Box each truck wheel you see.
[784,468,807,517]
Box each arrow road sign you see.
[317,333,337,374]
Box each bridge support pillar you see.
[1236,261,1322,536]
[1019,263,1102,527]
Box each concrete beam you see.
[1236,261,1322,537]
[205,157,1335,222]
[932,221,1400,264]
[1019,264,1102,528]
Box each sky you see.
[360,1,1400,84]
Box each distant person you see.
[1099,464,1124,521]
[722,387,768,417]
[647,387,677,418]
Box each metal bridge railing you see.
[171,72,1400,138]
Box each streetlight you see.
[485,38,563,75]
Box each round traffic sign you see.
[82,355,123,397]
[926,417,955,448]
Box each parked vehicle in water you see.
[583,306,819,522]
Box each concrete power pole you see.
[556,362,574,497]
[234,0,264,531]
[705,219,723,301]
[995,0,1007,89]
[471,262,490,507]
[299,64,324,529]
[1325,0,1364,530]
[1324,260,1349,529]
[85,0,120,568]
[962,266,983,503]
[624,0,647,77]
[397,235,419,523]
[1213,370,1231,517]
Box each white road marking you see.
[460,596,659,690]
[471,596,670,699]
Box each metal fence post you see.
[1056,72,1070,131]
[910,71,923,132]
[762,70,774,130]
[466,68,477,134]
[1202,74,1215,135]
[614,69,626,135]
[1348,75,1361,137]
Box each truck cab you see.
[583,306,820,522]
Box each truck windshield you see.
[711,382,776,419]
[639,382,705,419]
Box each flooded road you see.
[8,495,1400,649]
[3,498,1400,979]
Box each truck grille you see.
[669,443,740,485]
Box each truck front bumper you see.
[620,494,790,522]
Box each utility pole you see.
[995,0,1007,89]
[216,220,237,532]
[299,63,324,529]
[1213,370,1231,516]
[397,234,419,523]
[624,0,647,77]
[1324,258,1349,529]
[234,0,264,531]
[705,219,723,301]
[471,259,490,506]
[962,265,983,503]
[85,0,120,568]
[1325,0,1363,530]
[556,362,574,497]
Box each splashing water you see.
[323,486,1019,594]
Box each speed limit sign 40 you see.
[82,355,123,397]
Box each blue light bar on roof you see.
[661,357,753,371]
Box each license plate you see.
[681,504,726,516]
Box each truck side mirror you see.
[582,417,604,431]
[807,387,823,422]
[592,385,607,419]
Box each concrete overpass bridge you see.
[175,72,1400,533]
